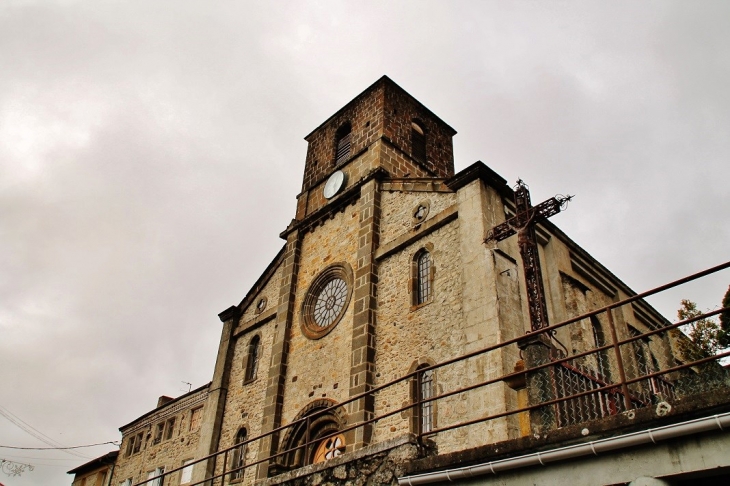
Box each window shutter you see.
[335,132,351,165]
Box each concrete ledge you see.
[405,388,730,477]
[381,179,452,193]
[234,307,277,338]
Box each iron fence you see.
[131,261,730,486]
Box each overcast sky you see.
[1,1,729,484]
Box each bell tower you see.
[256,77,458,476]
[293,76,457,220]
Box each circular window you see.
[301,264,353,339]
[412,200,431,225]
[255,297,267,314]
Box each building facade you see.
[112,384,209,486]
[73,77,730,486]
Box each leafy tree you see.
[720,285,730,348]
[677,299,722,359]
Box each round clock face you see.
[323,170,346,199]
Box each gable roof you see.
[67,450,118,475]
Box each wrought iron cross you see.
[486,180,572,332]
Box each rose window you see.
[301,264,353,339]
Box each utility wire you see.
[0,405,91,459]
[1,454,81,461]
[0,441,119,450]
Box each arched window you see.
[412,364,434,435]
[591,316,611,380]
[230,428,247,480]
[334,123,352,166]
[412,249,433,306]
[411,121,426,164]
[312,433,346,464]
[244,335,260,383]
[278,400,347,469]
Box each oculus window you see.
[301,264,353,339]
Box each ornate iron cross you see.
[486,180,572,332]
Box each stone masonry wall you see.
[302,139,437,219]
[282,202,360,427]
[301,78,456,194]
[263,438,427,486]
[302,83,385,192]
[382,85,455,179]
[240,265,283,323]
[379,190,457,244]
[302,143,381,217]
[113,390,207,485]
[373,215,507,454]
[215,319,278,483]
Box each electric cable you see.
[0,441,119,450]
[0,405,93,458]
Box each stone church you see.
[70,77,730,486]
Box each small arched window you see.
[412,364,434,435]
[412,249,433,306]
[244,335,260,383]
[230,428,247,480]
[591,316,610,380]
[334,123,352,166]
[411,121,426,164]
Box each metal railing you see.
[133,261,730,486]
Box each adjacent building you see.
[67,450,117,486]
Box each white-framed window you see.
[119,479,132,486]
[180,459,195,484]
[147,467,164,486]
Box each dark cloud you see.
[1,2,728,484]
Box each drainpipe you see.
[398,411,730,485]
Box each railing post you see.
[222,449,228,485]
[606,309,632,410]
[518,332,557,433]
[305,414,311,464]
[413,370,420,438]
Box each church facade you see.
[72,77,730,486]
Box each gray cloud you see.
[1,2,728,484]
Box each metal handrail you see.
[130,261,730,486]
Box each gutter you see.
[398,411,730,485]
